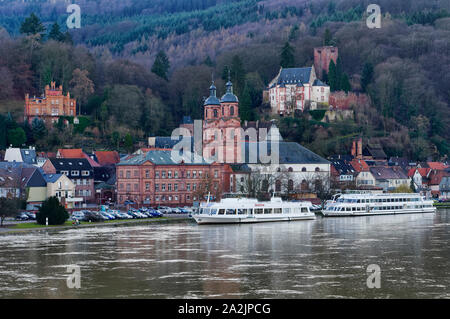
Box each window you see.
[255,208,263,214]
[134,170,139,177]
[126,171,131,178]
[193,171,197,178]
[168,184,172,191]
[230,106,234,116]
[162,171,166,178]
[162,184,166,191]
[302,167,307,172]
[174,171,179,178]
[213,109,218,117]
[155,171,160,178]
[145,170,150,178]
[145,183,150,191]
[187,183,190,191]
[134,184,138,191]
[168,171,172,178]
[193,184,197,191]
[174,184,178,191]
[199,171,202,178]
[81,170,89,176]
[119,170,123,178]
[186,171,191,178]
[126,184,131,191]
[155,184,159,191]
[264,208,273,214]
[71,170,79,176]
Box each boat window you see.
[283,208,290,214]
[218,209,225,215]
[226,209,236,215]
[352,207,356,211]
[255,208,263,214]
[210,209,217,215]
[203,209,210,215]
[274,208,282,214]
[237,209,246,215]
[301,207,308,213]
[264,208,273,214]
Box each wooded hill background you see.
[0,0,449,161]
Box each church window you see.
[230,106,234,116]
[213,109,218,117]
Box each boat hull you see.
[193,214,316,225]
[321,207,436,217]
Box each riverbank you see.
[0,215,192,235]
[434,202,450,209]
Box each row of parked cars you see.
[70,207,164,222]
[156,206,193,214]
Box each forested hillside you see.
[0,0,449,160]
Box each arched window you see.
[302,167,307,172]
[315,167,320,172]
[277,167,281,172]
[275,180,281,192]
[230,106,234,116]
[213,109,218,118]
[288,179,294,192]
[301,179,308,191]
[288,167,293,172]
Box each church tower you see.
[203,76,242,163]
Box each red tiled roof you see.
[427,162,448,170]
[429,170,449,185]
[408,167,431,177]
[57,149,100,167]
[350,159,369,172]
[95,151,120,165]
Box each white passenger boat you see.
[193,197,316,224]
[322,193,436,217]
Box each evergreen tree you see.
[31,118,47,141]
[341,73,351,93]
[37,197,69,226]
[7,127,26,147]
[280,41,295,68]
[324,28,332,45]
[63,31,73,45]
[48,22,64,41]
[151,50,170,80]
[204,55,214,67]
[328,60,338,91]
[124,133,133,153]
[20,13,45,36]
[239,84,255,122]
[361,62,374,93]
[230,55,245,96]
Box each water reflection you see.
[0,210,448,298]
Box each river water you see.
[0,210,448,298]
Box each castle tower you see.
[314,46,338,80]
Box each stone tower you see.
[314,46,338,80]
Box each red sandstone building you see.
[203,79,242,163]
[116,150,230,207]
[24,81,76,124]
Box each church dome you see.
[204,83,221,106]
[220,80,238,103]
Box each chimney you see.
[357,138,363,159]
[351,140,356,157]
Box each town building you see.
[439,173,450,199]
[42,158,95,205]
[329,156,357,188]
[43,173,80,209]
[116,150,229,207]
[369,167,410,191]
[4,147,37,166]
[266,66,330,115]
[314,46,339,80]
[24,81,76,124]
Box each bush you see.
[36,197,69,225]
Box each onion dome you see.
[204,82,221,106]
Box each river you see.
[0,210,448,298]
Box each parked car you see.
[150,210,163,218]
[123,200,135,205]
[25,212,36,220]
[83,211,104,222]
[71,211,85,221]
[100,212,115,220]
[157,206,171,214]
[15,213,29,221]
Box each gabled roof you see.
[48,158,93,171]
[363,143,387,160]
[20,149,37,165]
[243,142,329,165]
[24,168,47,187]
[118,150,214,166]
[350,159,369,172]
[427,162,448,170]
[95,151,120,166]
[370,167,408,181]
[330,159,356,175]
[408,167,431,178]
[276,67,312,85]
[429,170,450,185]
[57,149,100,167]
[43,174,64,183]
